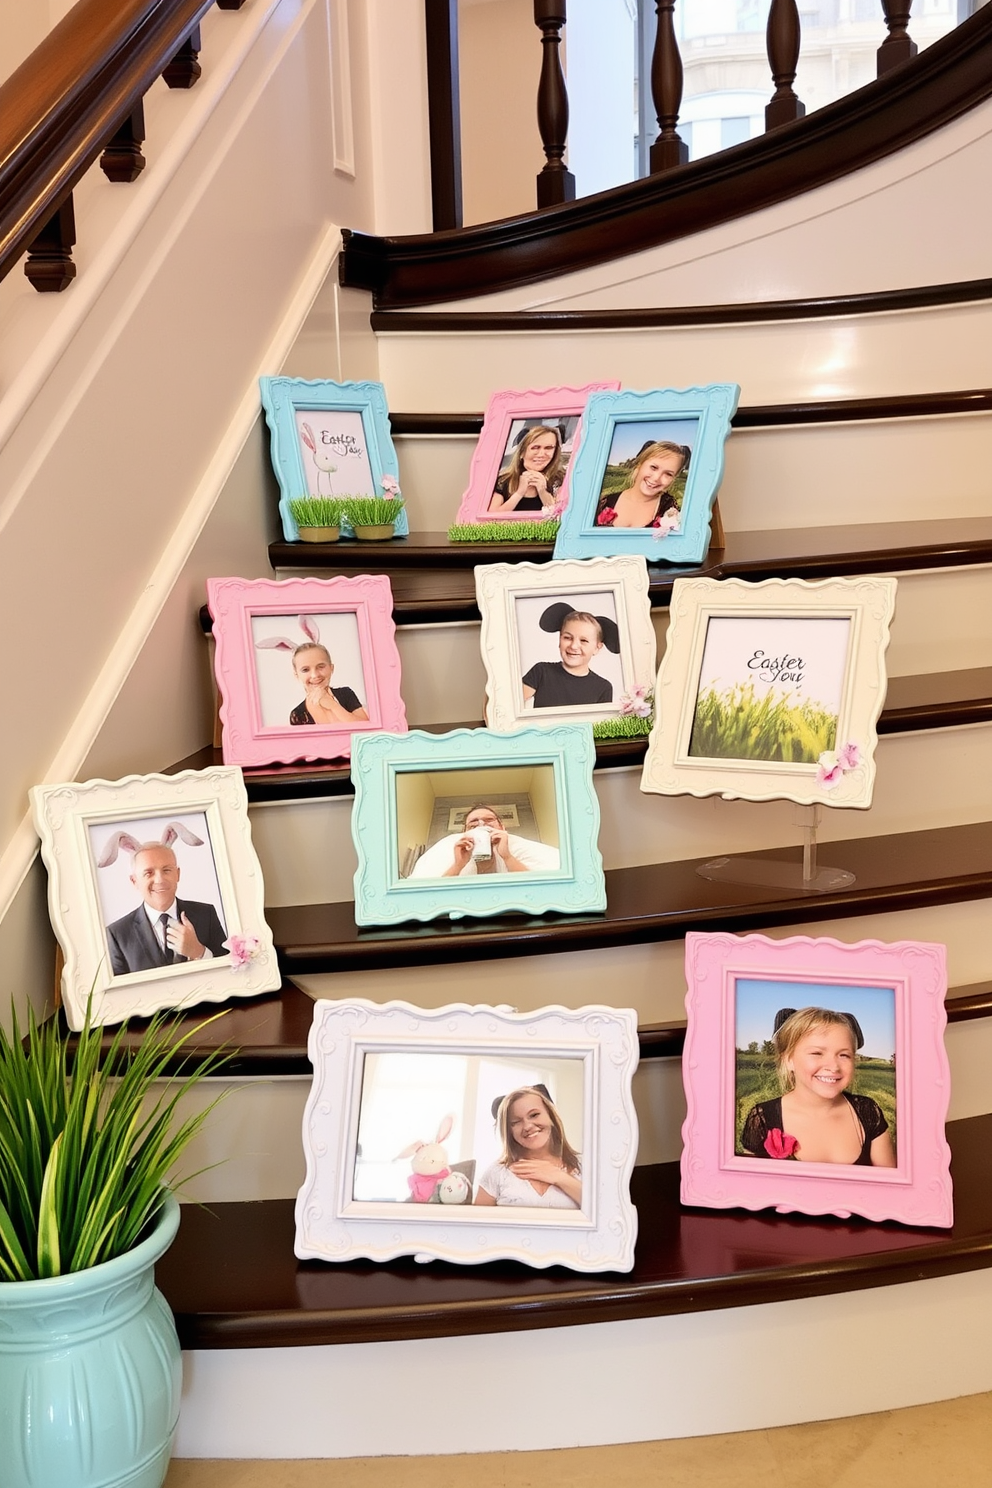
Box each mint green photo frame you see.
[351,726,605,926]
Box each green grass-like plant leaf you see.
[288,496,347,528]
[688,683,837,764]
[592,713,653,739]
[338,496,405,528]
[0,1001,232,1280]
[447,521,559,543]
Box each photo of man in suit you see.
[105,840,228,977]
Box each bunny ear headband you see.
[255,615,322,654]
[539,602,621,655]
[491,1082,552,1122]
[97,822,205,868]
[773,1007,865,1050]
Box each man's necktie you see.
[158,913,173,965]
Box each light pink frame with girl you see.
[454,383,620,526]
[207,575,406,767]
[681,931,952,1227]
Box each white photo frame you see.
[30,768,280,1029]
[641,576,896,809]
[295,1000,639,1272]
[476,557,657,732]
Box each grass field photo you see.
[596,417,696,509]
[689,681,838,763]
[734,1049,897,1159]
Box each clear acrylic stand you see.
[697,805,856,893]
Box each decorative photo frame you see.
[30,768,280,1030]
[350,725,605,925]
[453,382,620,532]
[295,999,639,1271]
[552,384,739,564]
[681,932,952,1227]
[259,376,408,540]
[476,556,657,735]
[642,576,896,808]
[206,575,406,766]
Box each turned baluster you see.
[534,0,575,208]
[765,0,805,130]
[24,196,76,292]
[649,0,688,173]
[878,1,917,76]
[163,23,202,88]
[100,101,147,183]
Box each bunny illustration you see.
[397,1115,454,1203]
[300,422,365,496]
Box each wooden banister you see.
[0,0,215,288]
[344,5,992,308]
[879,1,918,76]
[533,0,575,207]
[765,0,805,130]
[648,0,688,173]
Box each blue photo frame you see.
[351,726,605,926]
[259,377,408,541]
[553,384,739,565]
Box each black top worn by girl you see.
[740,1092,889,1166]
[289,686,363,725]
[492,472,561,512]
[522,662,613,707]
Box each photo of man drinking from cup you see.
[409,804,560,878]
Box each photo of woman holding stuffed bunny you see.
[475,1085,582,1208]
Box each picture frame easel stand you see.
[697,804,856,893]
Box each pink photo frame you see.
[207,575,407,767]
[454,383,620,526]
[681,932,952,1227]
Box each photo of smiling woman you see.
[488,424,567,514]
[595,439,690,530]
[475,1085,582,1208]
[737,1001,897,1167]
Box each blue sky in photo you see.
[606,417,699,464]
[734,977,897,1060]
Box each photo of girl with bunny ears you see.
[250,613,369,729]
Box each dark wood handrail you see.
[0,0,215,285]
[341,5,992,309]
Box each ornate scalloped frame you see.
[552,384,739,563]
[681,932,952,1227]
[642,575,896,808]
[259,376,408,540]
[207,575,407,766]
[29,767,280,1030]
[454,382,619,525]
[295,999,639,1271]
[476,556,656,730]
[350,725,605,925]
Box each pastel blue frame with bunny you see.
[351,725,605,926]
[553,384,739,565]
[260,376,408,540]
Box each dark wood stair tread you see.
[268,518,992,623]
[170,667,992,802]
[158,1112,992,1350]
[266,822,992,974]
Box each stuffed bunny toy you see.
[437,1171,471,1205]
[397,1115,454,1203]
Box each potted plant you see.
[0,1002,229,1488]
[340,476,405,540]
[288,496,346,543]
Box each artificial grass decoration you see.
[289,496,347,528]
[592,713,653,740]
[339,496,404,528]
[447,520,559,543]
[0,1003,231,1281]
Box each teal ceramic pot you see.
[0,1196,182,1488]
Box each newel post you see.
[649,0,688,173]
[534,0,575,208]
[878,2,917,76]
[765,0,805,130]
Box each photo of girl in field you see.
[687,615,852,764]
[734,979,897,1167]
